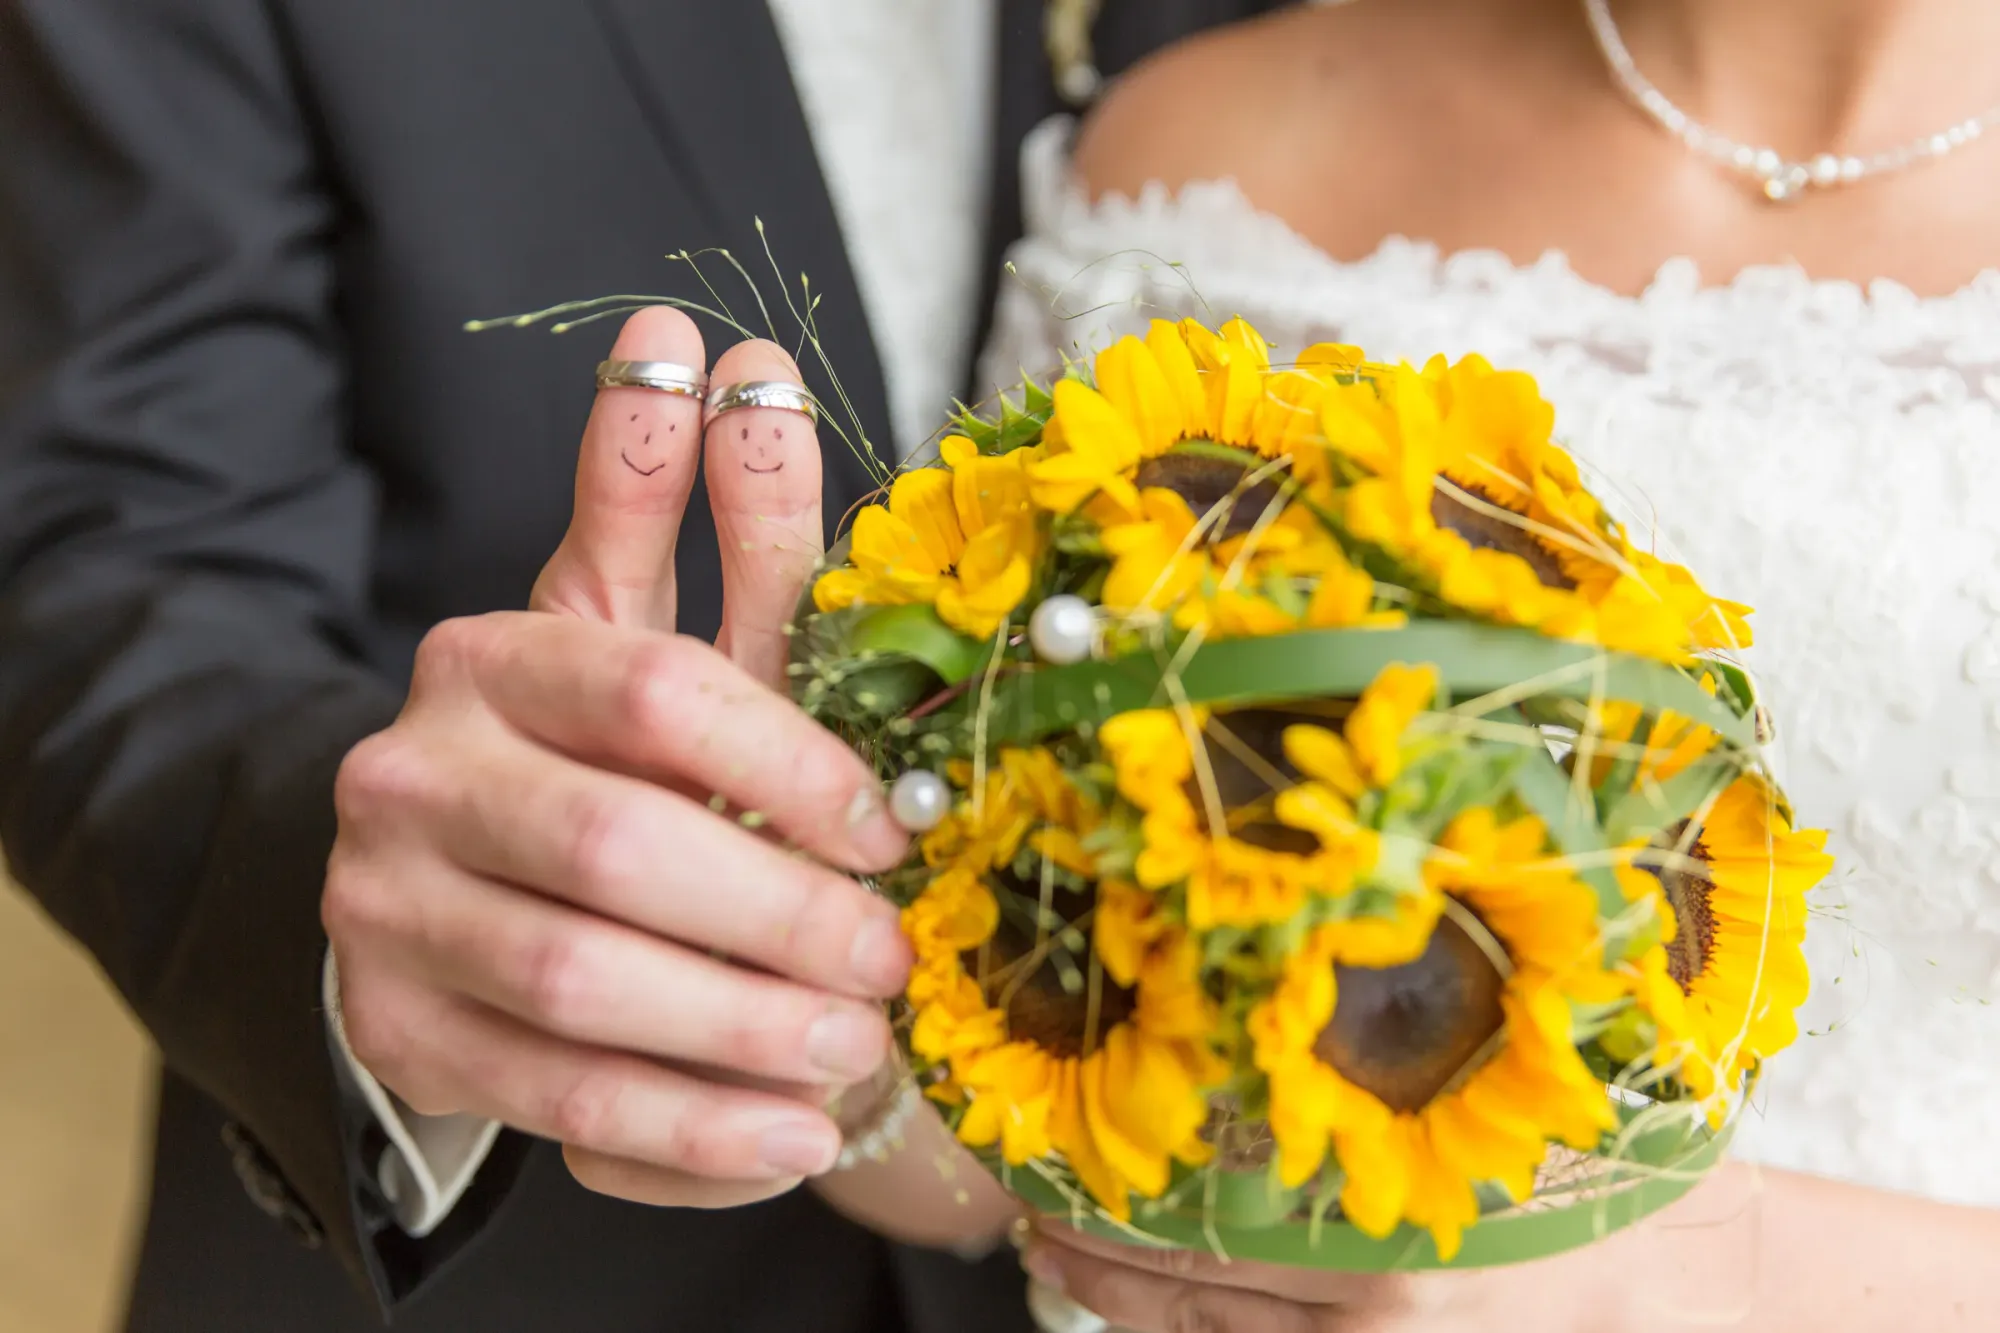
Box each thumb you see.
[531,306,708,627]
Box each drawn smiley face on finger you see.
[738,422,787,476]
[619,411,683,479]
[707,410,818,517]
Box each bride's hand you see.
[1019,1222,1624,1333]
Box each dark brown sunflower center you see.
[1314,914,1508,1113]
[1430,482,1576,590]
[1190,708,1348,855]
[1647,822,1718,991]
[1136,450,1285,541]
[965,920,1136,1059]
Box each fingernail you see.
[758,1118,839,1177]
[846,785,908,868]
[806,1008,885,1080]
[1023,1246,1066,1294]
[849,914,913,996]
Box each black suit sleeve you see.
[0,0,510,1308]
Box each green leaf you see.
[846,605,992,686]
[923,623,1757,751]
[997,1103,1730,1272]
[1511,739,1626,926]
[1202,926,1250,970]
[1022,376,1055,420]
[1389,742,1528,840]
[1163,438,1266,470]
[1706,659,1758,717]
[953,375,1056,455]
[1152,1160,1302,1232]
[1601,756,1736,847]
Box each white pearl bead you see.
[1752,147,1782,176]
[1028,595,1097,665]
[1810,153,1842,185]
[887,770,951,833]
[1839,156,1865,181]
[1730,144,1758,170]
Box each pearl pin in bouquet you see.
[791,317,1833,1270]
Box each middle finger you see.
[395,859,895,1086]
[421,726,912,1000]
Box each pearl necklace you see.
[1583,0,2000,201]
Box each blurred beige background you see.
[1,871,154,1333]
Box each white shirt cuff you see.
[322,951,502,1238]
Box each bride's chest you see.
[1268,268,2000,963]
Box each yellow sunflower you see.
[1249,807,1619,1260]
[814,435,1039,638]
[1099,702,1379,931]
[898,744,1226,1220]
[919,746,1102,879]
[905,870,1224,1220]
[1611,773,1832,1113]
[1323,355,1751,661]
[1581,700,1832,1112]
[1026,318,1359,516]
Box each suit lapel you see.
[584,0,889,502]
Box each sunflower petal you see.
[1094,335,1188,457]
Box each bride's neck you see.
[1611,0,2000,153]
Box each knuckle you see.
[547,1066,629,1148]
[722,990,813,1075]
[412,615,501,690]
[319,861,381,943]
[776,873,870,979]
[341,991,416,1083]
[517,931,604,1031]
[333,731,433,828]
[1165,1296,1222,1333]
[660,1111,735,1179]
[561,788,648,899]
[616,637,692,742]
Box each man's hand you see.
[324,307,911,1209]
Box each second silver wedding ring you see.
[705,380,820,427]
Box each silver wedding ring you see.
[595,359,707,399]
[705,380,820,427]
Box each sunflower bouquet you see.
[791,317,1834,1270]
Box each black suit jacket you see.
[0,2,1287,1329]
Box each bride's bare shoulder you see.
[1072,3,1399,204]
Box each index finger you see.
[704,338,826,688]
[463,612,909,873]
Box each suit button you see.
[222,1122,325,1249]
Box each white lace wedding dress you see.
[982,117,2000,1212]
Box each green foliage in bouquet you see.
[789,316,1833,1269]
